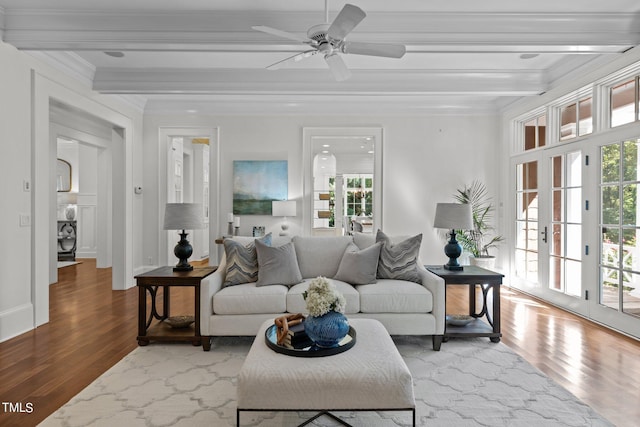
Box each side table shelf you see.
[135,266,217,351]
[426,265,504,343]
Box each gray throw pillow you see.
[334,242,382,285]
[376,230,422,283]
[223,233,272,287]
[255,239,303,287]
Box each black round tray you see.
[265,324,356,357]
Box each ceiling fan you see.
[252,2,406,82]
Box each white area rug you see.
[39,336,612,427]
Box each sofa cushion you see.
[213,282,288,315]
[334,242,382,285]
[357,279,433,313]
[255,240,303,287]
[376,230,422,283]
[287,278,360,314]
[292,236,353,278]
[222,233,272,287]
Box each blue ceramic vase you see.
[304,311,349,348]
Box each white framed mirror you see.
[56,158,72,192]
[302,127,383,236]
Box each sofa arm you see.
[199,254,227,336]
[417,264,446,335]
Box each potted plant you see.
[453,181,504,269]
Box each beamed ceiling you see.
[1,0,639,114]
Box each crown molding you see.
[26,51,95,87]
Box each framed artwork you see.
[233,160,288,215]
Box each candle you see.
[234,216,240,227]
[228,212,234,223]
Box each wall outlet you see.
[19,214,31,227]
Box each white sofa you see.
[200,233,446,351]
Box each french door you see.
[512,144,589,317]
[512,140,640,338]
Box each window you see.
[611,77,639,128]
[524,114,546,151]
[345,175,372,217]
[560,96,593,141]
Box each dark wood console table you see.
[426,265,504,343]
[135,266,217,350]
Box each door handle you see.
[541,226,548,243]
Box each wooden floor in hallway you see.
[0,259,639,426]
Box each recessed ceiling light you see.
[186,109,198,113]
[104,51,125,58]
[322,150,329,154]
[322,144,330,147]
[519,53,539,60]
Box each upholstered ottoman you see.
[236,318,415,426]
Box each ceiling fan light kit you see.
[252,3,406,81]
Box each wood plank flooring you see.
[0,259,639,426]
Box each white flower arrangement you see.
[302,277,346,317]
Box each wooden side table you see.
[426,265,504,343]
[135,266,217,350]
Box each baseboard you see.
[0,303,34,343]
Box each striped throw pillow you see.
[376,230,422,283]
[223,233,272,287]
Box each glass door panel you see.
[515,161,539,282]
[549,151,582,297]
[600,140,640,318]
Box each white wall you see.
[0,40,144,343]
[143,114,500,267]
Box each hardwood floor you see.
[1,260,639,426]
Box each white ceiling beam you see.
[4,10,638,52]
[92,67,545,95]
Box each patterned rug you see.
[39,336,612,426]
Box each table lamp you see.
[433,203,473,271]
[272,200,296,236]
[163,203,204,271]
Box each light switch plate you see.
[20,214,31,227]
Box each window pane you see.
[601,143,620,183]
[602,227,620,268]
[560,103,577,141]
[550,223,562,256]
[525,161,538,189]
[566,224,582,260]
[611,79,636,128]
[566,188,582,223]
[623,272,640,318]
[550,256,563,291]
[565,260,582,296]
[538,115,547,147]
[622,184,638,226]
[567,151,582,187]
[515,221,527,249]
[578,97,593,136]
[524,119,536,150]
[602,185,620,225]
[623,140,640,182]
[552,156,562,188]
[552,190,562,222]
[601,267,620,310]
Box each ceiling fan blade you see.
[342,41,406,58]
[327,4,366,41]
[325,54,351,82]
[252,25,309,44]
[266,50,318,70]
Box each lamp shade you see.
[434,203,473,230]
[163,203,204,230]
[272,200,296,217]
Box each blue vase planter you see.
[305,311,350,348]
